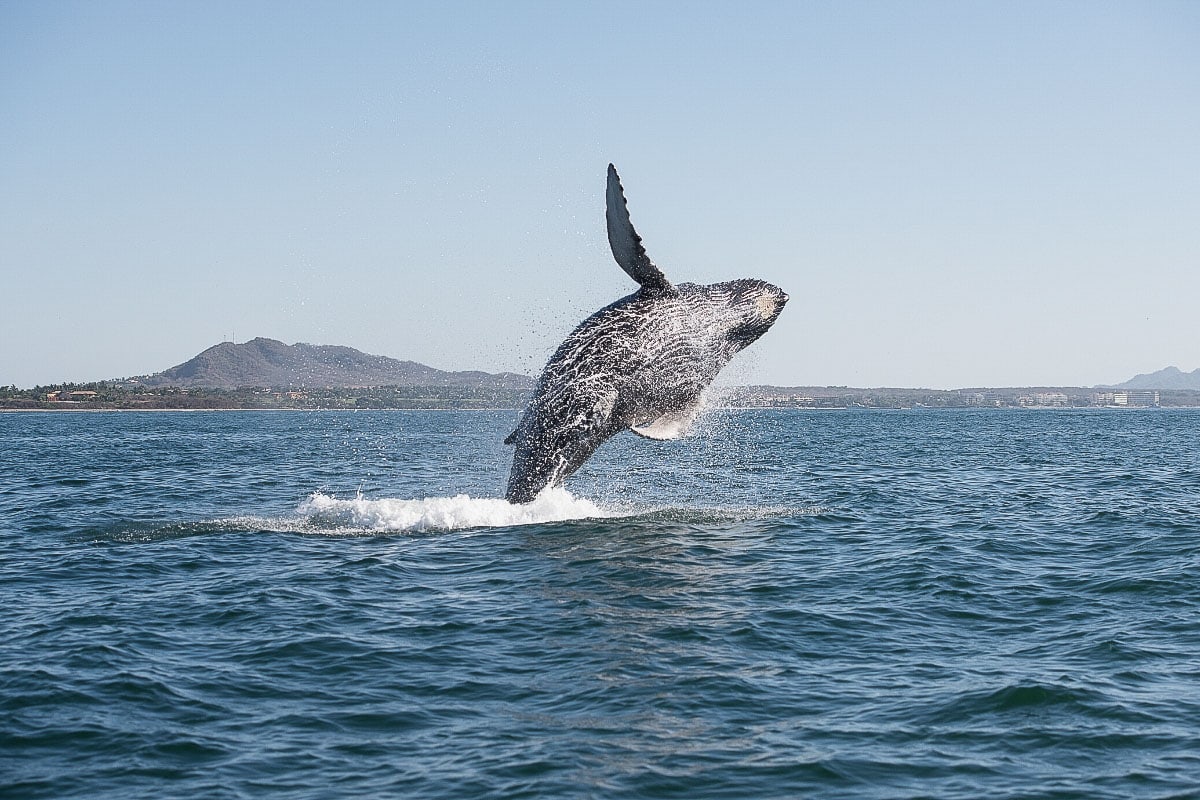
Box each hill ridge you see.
[122,337,532,390]
[1110,365,1200,390]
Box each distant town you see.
[729,386,1185,409]
[3,383,1198,411]
[0,384,529,411]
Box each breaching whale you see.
[504,164,788,503]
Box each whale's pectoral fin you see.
[630,402,703,441]
[503,429,518,445]
[606,164,676,296]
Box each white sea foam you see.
[297,487,610,533]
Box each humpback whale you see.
[504,164,788,503]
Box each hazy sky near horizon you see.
[2,1,1198,389]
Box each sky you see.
[2,1,1198,390]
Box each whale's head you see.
[699,279,788,354]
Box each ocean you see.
[2,408,1198,799]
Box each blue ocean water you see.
[2,408,1199,799]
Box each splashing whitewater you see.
[297,487,610,533]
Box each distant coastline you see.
[0,385,531,412]
[5,383,1199,411]
[7,338,1199,411]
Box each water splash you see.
[298,487,610,533]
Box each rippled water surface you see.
[2,409,1199,798]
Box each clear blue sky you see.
[2,1,1197,389]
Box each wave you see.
[297,488,611,533]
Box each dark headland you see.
[3,338,1199,410]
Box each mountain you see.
[1112,366,1200,390]
[122,338,532,390]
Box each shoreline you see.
[0,406,525,413]
[5,404,1196,414]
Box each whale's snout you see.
[722,280,787,350]
[755,294,776,319]
[755,285,788,321]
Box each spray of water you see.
[297,487,610,533]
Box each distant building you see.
[1018,392,1068,407]
[1103,390,1160,407]
[44,390,99,401]
[970,391,1005,407]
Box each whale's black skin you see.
[504,165,787,503]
